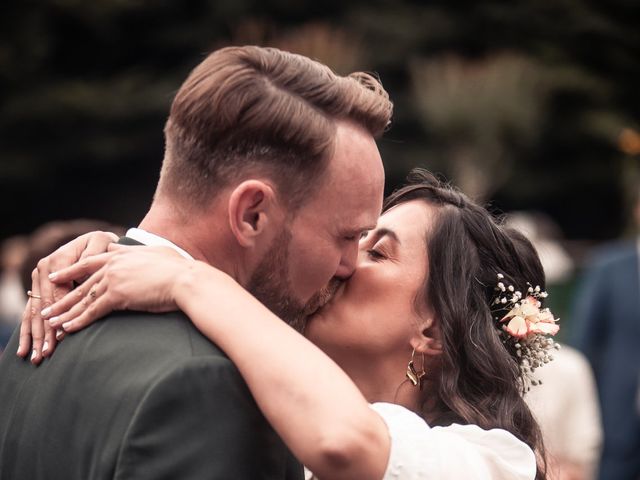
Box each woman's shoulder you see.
[370,402,537,480]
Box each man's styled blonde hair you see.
[157,45,393,208]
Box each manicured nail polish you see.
[31,350,37,361]
[56,330,64,340]
[62,321,72,331]
[42,341,49,353]
[49,316,59,326]
[48,272,57,281]
[41,307,52,317]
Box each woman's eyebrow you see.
[372,227,401,245]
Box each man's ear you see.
[227,180,280,248]
[411,315,443,357]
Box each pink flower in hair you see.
[501,296,559,339]
[492,275,560,390]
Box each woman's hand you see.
[18,230,119,364]
[42,245,188,340]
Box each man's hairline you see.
[156,115,384,220]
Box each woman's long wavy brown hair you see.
[384,169,547,479]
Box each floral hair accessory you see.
[493,273,560,390]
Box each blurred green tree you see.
[0,0,638,242]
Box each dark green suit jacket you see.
[0,308,302,479]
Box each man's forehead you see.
[333,195,381,231]
[331,121,385,176]
[335,181,383,231]
[297,119,385,232]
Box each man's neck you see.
[138,216,206,262]
[137,203,241,281]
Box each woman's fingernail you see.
[42,341,50,353]
[41,307,52,317]
[48,272,57,281]
[56,329,64,340]
[62,321,72,331]
[49,316,59,326]
[31,350,37,361]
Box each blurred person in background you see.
[570,188,640,480]
[508,212,603,480]
[0,236,28,352]
[506,212,574,286]
[524,345,602,480]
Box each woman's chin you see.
[306,304,329,324]
[304,305,334,340]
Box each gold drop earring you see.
[406,348,426,388]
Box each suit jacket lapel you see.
[117,236,144,247]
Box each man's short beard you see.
[246,228,305,330]
[246,228,342,333]
[298,278,342,330]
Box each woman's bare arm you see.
[177,262,390,480]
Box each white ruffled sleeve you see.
[370,402,537,480]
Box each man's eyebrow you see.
[372,227,401,244]
[345,224,377,237]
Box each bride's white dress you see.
[305,402,537,480]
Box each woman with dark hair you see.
[30,170,557,479]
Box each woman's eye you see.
[367,249,385,260]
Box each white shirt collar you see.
[125,228,194,260]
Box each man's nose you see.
[334,241,359,279]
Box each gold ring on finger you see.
[27,290,42,300]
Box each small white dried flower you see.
[493,277,558,392]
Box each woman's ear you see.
[227,180,279,248]
[412,315,443,357]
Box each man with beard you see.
[0,46,392,480]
